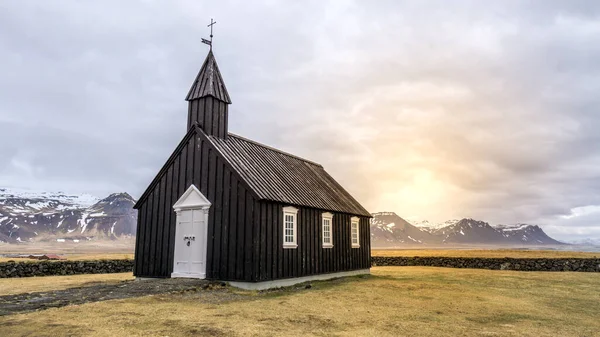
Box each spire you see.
[185,50,231,104]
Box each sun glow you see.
[377,169,450,221]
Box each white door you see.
[171,184,211,279]
[189,209,206,275]
[172,208,208,278]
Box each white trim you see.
[283,206,298,249]
[228,269,371,290]
[171,272,205,279]
[322,212,333,248]
[135,277,161,281]
[172,184,211,212]
[351,216,360,248]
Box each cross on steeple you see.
[201,18,217,50]
[208,18,216,39]
[187,21,231,137]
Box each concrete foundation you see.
[228,269,371,290]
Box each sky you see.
[1,1,599,241]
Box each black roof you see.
[186,50,231,103]
[207,132,371,217]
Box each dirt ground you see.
[0,278,226,316]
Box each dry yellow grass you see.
[0,253,134,263]
[0,273,133,296]
[372,248,600,258]
[2,249,596,263]
[1,267,599,336]
[0,240,134,256]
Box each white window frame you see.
[351,216,360,248]
[322,212,333,248]
[283,206,298,249]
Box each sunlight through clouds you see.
[1,1,599,240]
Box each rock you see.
[370,257,600,273]
[0,260,135,278]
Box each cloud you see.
[1,1,599,240]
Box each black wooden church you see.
[133,43,371,289]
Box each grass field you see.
[2,249,596,263]
[0,272,133,296]
[371,248,600,258]
[0,240,134,258]
[1,266,599,336]
[0,253,134,263]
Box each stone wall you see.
[0,259,134,278]
[371,256,600,272]
[2,257,599,278]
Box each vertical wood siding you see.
[254,201,371,281]
[133,131,257,280]
[133,129,371,282]
[187,96,228,138]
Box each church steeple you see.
[186,50,231,138]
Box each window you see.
[322,212,333,248]
[283,206,298,248]
[351,217,360,248]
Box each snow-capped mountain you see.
[371,212,564,247]
[494,224,563,245]
[0,188,137,243]
[0,187,99,211]
[414,219,460,233]
[432,218,509,244]
[370,212,436,246]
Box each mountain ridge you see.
[371,212,564,247]
[0,188,137,243]
[0,190,569,247]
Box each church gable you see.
[134,126,257,210]
[134,126,259,279]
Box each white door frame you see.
[171,184,211,279]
